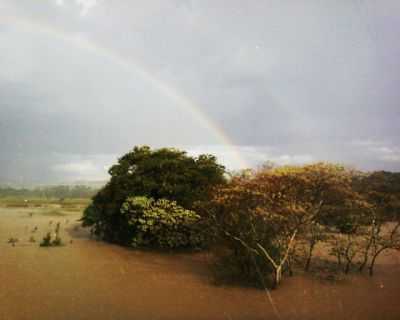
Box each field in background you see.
[0,197,91,208]
[1,200,400,320]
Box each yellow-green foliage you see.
[120,196,204,249]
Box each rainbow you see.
[1,13,249,168]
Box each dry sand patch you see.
[1,207,399,320]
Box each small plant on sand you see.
[7,237,19,246]
[51,223,63,246]
[40,223,63,247]
[40,233,63,247]
[52,235,62,246]
[40,232,52,247]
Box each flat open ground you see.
[1,203,400,320]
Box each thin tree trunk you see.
[369,255,377,276]
[274,266,282,288]
[304,241,315,272]
[257,229,298,288]
[344,237,353,274]
[359,239,373,272]
[369,248,386,276]
[344,260,351,274]
[287,254,294,276]
[336,247,342,267]
[360,220,377,273]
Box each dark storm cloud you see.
[0,0,399,184]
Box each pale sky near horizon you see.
[0,0,399,185]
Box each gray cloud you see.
[0,0,399,184]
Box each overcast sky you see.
[0,0,399,185]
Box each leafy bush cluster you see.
[82,146,225,247]
[120,197,204,249]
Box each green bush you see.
[120,196,205,249]
[81,146,225,244]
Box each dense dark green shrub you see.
[120,196,205,249]
[81,146,225,245]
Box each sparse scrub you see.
[39,233,63,247]
[40,232,52,247]
[206,163,365,288]
[39,222,63,247]
[52,235,62,246]
[7,237,19,246]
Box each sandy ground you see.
[1,207,400,320]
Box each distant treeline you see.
[353,170,400,194]
[0,185,99,199]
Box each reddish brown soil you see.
[1,207,399,320]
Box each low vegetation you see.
[7,237,19,246]
[81,146,400,289]
[40,223,63,247]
